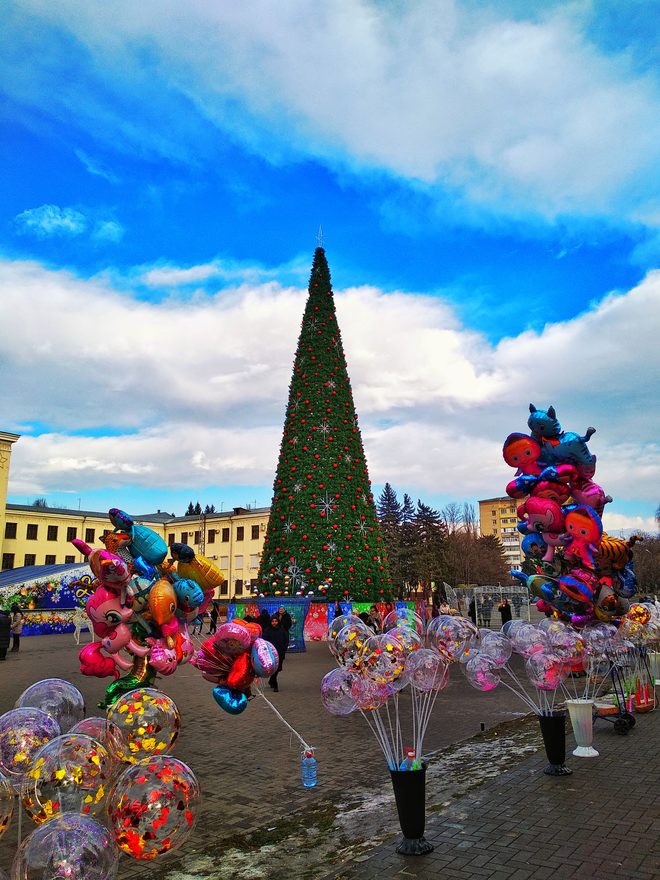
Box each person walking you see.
[10,604,23,652]
[498,598,513,627]
[468,596,477,626]
[482,595,493,628]
[261,614,288,692]
[0,610,11,660]
[208,603,219,634]
[277,605,293,632]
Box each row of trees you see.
[376,483,511,599]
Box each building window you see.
[234,579,243,596]
[24,554,36,566]
[220,556,229,570]
[4,522,17,539]
[47,525,58,541]
[251,524,259,540]
[66,527,77,542]
[207,530,215,544]
[181,532,188,543]
[219,581,229,597]
[234,555,244,570]
[27,524,38,540]
[222,528,230,542]
[65,555,75,564]
[1,554,14,570]
[85,528,95,543]
[45,555,56,565]
[236,526,244,541]
[194,531,201,545]
[102,529,111,539]
[168,533,175,546]
[491,510,496,516]
[249,554,259,569]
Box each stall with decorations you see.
[0,564,92,635]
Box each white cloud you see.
[6,1,660,221]
[92,220,124,243]
[14,204,87,238]
[0,257,658,527]
[74,149,120,184]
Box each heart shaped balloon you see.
[212,686,248,715]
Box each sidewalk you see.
[325,708,660,880]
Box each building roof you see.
[0,563,89,589]
[5,503,270,524]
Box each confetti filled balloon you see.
[0,769,14,840]
[525,652,567,691]
[106,689,180,764]
[320,668,358,716]
[405,649,449,692]
[327,614,368,647]
[69,717,126,763]
[11,811,119,880]
[334,623,370,668]
[428,615,478,662]
[0,708,60,785]
[20,734,112,825]
[15,680,85,734]
[360,634,407,684]
[382,608,423,635]
[107,756,200,860]
[465,654,502,692]
[477,631,512,667]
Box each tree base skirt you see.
[395,836,435,856]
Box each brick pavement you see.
[325,706,660,880]
[1,635,658,879]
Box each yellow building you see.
[478,496,524,568]
[0,431,270,598]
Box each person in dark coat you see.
[257,609,271,633]
[261,615,288,692]
[468,597,477,626]
[277,605,293,632]
[208,603,219,634]
[498,598,513,627]
[0,610,11,660]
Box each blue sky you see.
[1,0,659,533]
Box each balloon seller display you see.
[0,678,201,875]
[71,507,226,707]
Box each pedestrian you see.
[333,600,343,622]
[277,605,293,632]
[257,608,271,632]
[191,612,204,635]
[468,596,477,626]
[208,603,219,634]
[0,609,11,660]
[369,604,382,633]
[10,604,23,652]
[498,598,513,627]
[512,595,523,618]
[261,614,288,692]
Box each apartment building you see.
[478,496,524,568]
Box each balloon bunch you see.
[0,678,201,878]
[503,404,642,627]
[321,609,459,768]
[73,507,226,706]
[190,619,279,715]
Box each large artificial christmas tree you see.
[257,247,392,602]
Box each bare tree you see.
[440,503,461,535]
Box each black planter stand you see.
[389,764,434,855]
[538,712,573,776]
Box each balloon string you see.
[255,688,313,753]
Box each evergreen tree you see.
[204,504,216,514]
[193,502,202,515]
[257,248,392,601]
[377,482,402,524]
[185,502,195,516]
[413,500,447,598]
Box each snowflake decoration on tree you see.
[283,520,294,534]
[293,482,303,493]
[317,421,331,436]
[319,492,335,518]
[354,519,368,537]
[326,540,337,555]
[286,561,305,589]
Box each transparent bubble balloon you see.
[334,623,370,668]
[405,649,449,692]
[510,624,549,658]
[478,631,512,667]
[106,689,180,764]
[328,614,368,651]
[428,615,478,662]
[382,608,423,635]
[361,634,407,684]
[107,756,200,860]
[581,623,617,656]
[525,652,567,691]
[20,734,112,825]
[68,718,126,763]
[464,654,502,691]
[501,619,527,638]
[320,668,358,716]
[0,769,14,841]
[0,709,60,786]
[15,680,85,734]
[350,675,390,710]
[11,812,119,880]
[386,625,423,656]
